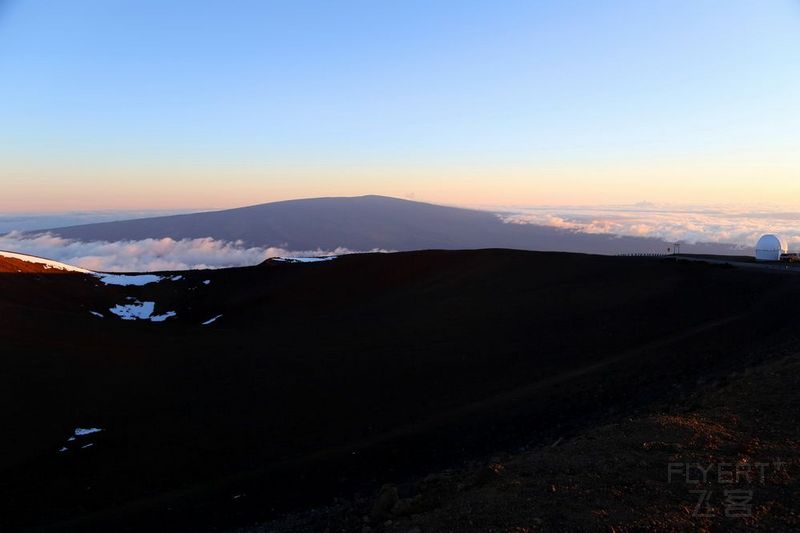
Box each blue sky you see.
[1,1,799,210]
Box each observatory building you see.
[755,234,787,261]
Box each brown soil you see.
[253,349,800,532]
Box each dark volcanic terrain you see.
[259,348,800,532]
[1,249,798,531]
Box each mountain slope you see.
[259,350,800,532]
[1,250,795,531]
[42,195,738,255]
[0,250,93,274]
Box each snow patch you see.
[0,250,197,288]
[90,311,104,318]
[273,256,337,263]
[58,428,103,453]
[109,301,155,320]
[74,427,103,436]
[202,314,222,325]
[96,273,163,286]
[95,272,190,286]
[203,279,211,285]
[108,301,176,322]
[0,250,93,273]
[150,311,177,322]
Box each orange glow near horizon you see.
[3,154,799,213]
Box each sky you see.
[1,0,799,212]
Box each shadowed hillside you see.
[1,250,798,531]
[259,349,800,532]
[40,196,745,255]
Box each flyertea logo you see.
[667,460,788,518]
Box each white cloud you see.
[4,204,795,270]
[499,204,800,249]
[0,231,387,272]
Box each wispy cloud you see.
[0,209,203,233]
[498,204,800,249]
[0,231,386,272]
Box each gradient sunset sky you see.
[1,1,798,212]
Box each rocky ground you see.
[252,347,800,532]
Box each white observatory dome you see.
[755,234,787,261]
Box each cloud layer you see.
[0,231,384,272]
[499,204,800,249]
[2,204,797,271]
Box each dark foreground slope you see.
[42,195,743,255]
[1,250,798,532]
[260,348,800,532]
